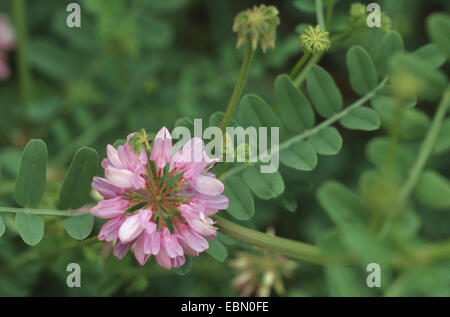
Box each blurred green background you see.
[0,0,449,296]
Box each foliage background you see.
[0,0,449,296]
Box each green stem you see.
[292,28,357,89]
[325,0,335,30]
[330,29,352,43]
[218,44,254,133]
[289,51,311,79]
[220,78,388,181]
[12,0,32,132]
[214,216,348,264]
[0,206,83,217]
[293,53,322,87]
[214,162,229,179]
[415,239,450,263]
[379,87,450,237]
[383,98,406,176]
[315,0,326,30]
[398,87,450,203]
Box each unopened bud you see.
[299,25,331,54]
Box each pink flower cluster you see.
[91,128,229,269]
[0,14,15,80]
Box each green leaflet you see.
[346,46,378,95]
[415,170,450,210]
[340,226,393,286]
[319,230,375,297]
[29,39,84,81]
[0,215,5,238]
[375,31,404,78]
[385,262,450,296]
[371,96,430,140]
[15,212,45,246]
[293,0,316,14]
[206,238,228,262]
[240,94,282,131]
[365,137,414,178]
[317,181,369,229]
[281,194,298,213]
[274,74,315,133]
[306,65,343,118]
[435,118,450,154]
[242,166,284,200]
[138,15,173,49]
[63,213,95,240]
[389,209,421,240]
[325,265,373,297]
[339,107,380,131]
[217,232,237,246]
[412,44,447,69]
[14,139,48,208]
[307,127,342,155]
[280,141,317,171]
[59,147,99,210]
[389,53,447,101]
[175,255,192,275]
[223,175,255,220]
[209,111,239,127]
[427,13,450,59]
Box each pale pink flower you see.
[150,127,172,169]
[91,196,129,218]
[118,213,144,243]
[92,176,124,199]
[0,14,14,81]
[98,215,126,241]
[0,14,15,51]
[90,127,229,269]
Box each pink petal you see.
[180,205,217,237]
[193,175,224,196]
[92,176,124,199]
[161,228,184,258]
[150,127,172,169]
[155,246,172,270]
[118,214,144,243]
[113,240,133,259]
[138,209,156,234]
[98,215,126,241]
[177,223,209,253]
[193,194,229,212]
[0,14,15,51]
[171,255,186,268]
[143,230,161,255]
[106,144,124,169]
[105,166,135,188]
[134,233,151,265]
[91,197,129,219]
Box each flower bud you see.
[128,128,150,154]
[299,25,331,54]
[233,4,280,53]
[349,3,367,28]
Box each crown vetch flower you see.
[90,127,229,269]
[0,14,15,80]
